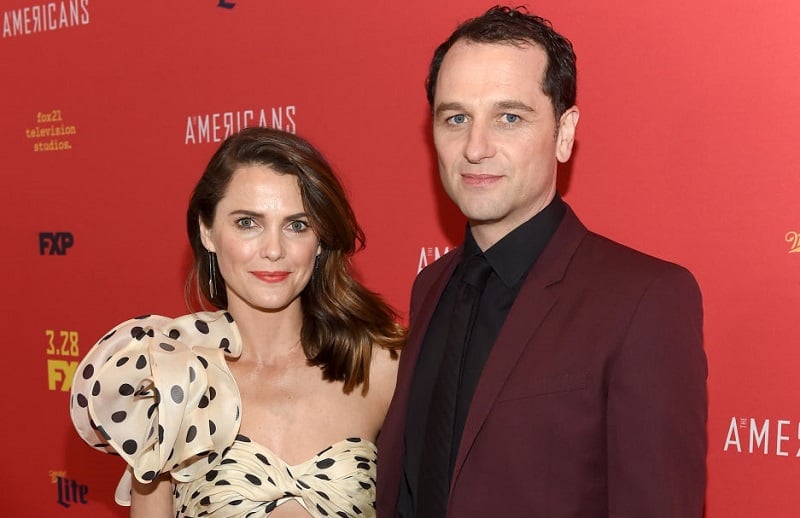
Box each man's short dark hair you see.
[426,5,577,120]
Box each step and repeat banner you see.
[2,0,798,515]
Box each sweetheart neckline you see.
[233,433,377,469]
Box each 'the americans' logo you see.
[2,0,90,38]
[723,417,800,457]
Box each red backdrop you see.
[2,1,799,515]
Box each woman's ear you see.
[199,217,216,252]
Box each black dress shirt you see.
[399,195,567,517]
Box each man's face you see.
[432,40,578,249]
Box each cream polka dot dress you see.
[70,311,376,517]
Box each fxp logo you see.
[39,232,74,255]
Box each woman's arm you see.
[130,474,173,518]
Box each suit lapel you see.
[451,208,588,485]
[378,247,462,509]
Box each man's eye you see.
[448,114,467,124]
[502,113,520,123]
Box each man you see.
[377,6,707,517]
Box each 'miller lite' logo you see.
[39,232,74,255]
[50,471,88,508]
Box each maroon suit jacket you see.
[377,207,707,517]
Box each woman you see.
[70,127,405,517]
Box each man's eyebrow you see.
[495,100,535,112]
[434,100,536,117]
[434,102,465,117]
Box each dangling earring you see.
[208,251,219,300]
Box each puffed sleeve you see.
[69,311,243,502]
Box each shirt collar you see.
[463,194,566,287]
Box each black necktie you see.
[417,254,492,517]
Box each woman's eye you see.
[236,217,255,228]
[288,220,309,233]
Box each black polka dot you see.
[115,357,129,367]
[147,403,157,419]
[195,320,210,334]
[111,411,127,423]
[91,381,101,396]
[169,329,180,339]
[219,338,230,350]
[122,439,137,455]
[223,312,234,323]
[141,470,157,481]
[209,420,216,435]
[186,425,197,443]
[359,481,371,489]
[215,480,231,486]
[317,490,330,501]
[189,367,196,382]
[158,425,165,444]
[315,474,330,480]
[199,496,211,506]
[236,434,250,442]
[256,453,270,465]
[316,503,329,516]
[82,364,94,380]
[205,470,218,482]
[353,504,362,514]
[171,385,184,404]
[100,329,116,342]
[297,480,310,489]
[229,499,242,506]
[358,462,370,470]
[347,437,361,443]
[119,384,135,396]
[316,458,335,469]
[208,387,217,400]
[97,425,110,440]
[198,395,209,408]
[134,314,151,320]
[76,394,88,408]
[130,326,145,339]
[159,342,175,352]
[135,355,147,369]
[245,474,262,486]
[198,356,209,369]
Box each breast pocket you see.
[496,371,589,402]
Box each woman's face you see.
[200,165,320,316]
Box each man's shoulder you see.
[572,229,698,292]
